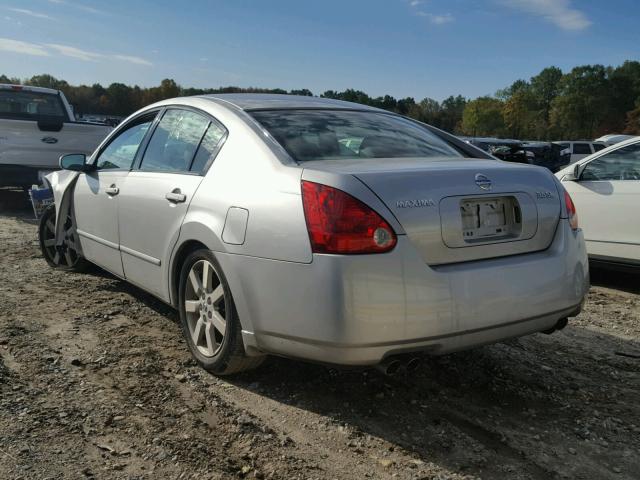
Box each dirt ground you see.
[1,188,639,480]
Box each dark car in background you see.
[522,142,571,172]
[463,137,532,164]
[463,137,572,172]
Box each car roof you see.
[195,93,385,112]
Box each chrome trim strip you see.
[585,239,640,246]
[76,229,119,251]
[120,245,161,266]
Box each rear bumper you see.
[219,220,589,365]
[0,164,46,187]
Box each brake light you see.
[564,189,579,230]
[301,181,397,254]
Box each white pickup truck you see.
[0,83,112,188]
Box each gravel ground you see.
[1,188,639,480]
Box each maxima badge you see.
[475,173,492,190]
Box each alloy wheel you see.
[184,259,227,357]
[42,210,81,267]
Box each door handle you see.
[105,184,119,196]
[165,189,186,203]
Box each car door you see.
[73,113,157,276]
[564,142,640,263]
[117,108,227,300]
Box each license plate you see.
[460,197,515,240]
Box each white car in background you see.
[553,141,607,164]
[556,137,640,268]
[594,134,636,145]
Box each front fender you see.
[44,170,80,247]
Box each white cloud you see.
[46,0,108,16]
[4,15,24,26]
[0,37,49,56]
[0,37,151,66]
[409,1,454,25]
[47,43,152,66]
[111,54,153,66]
[498,0,591,31]
[417,11,454,24]
[7,8,52,20]
[46,43,101,61]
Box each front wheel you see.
[39,204,88,271]
[178,249,264,375]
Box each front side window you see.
[593,143,606,152]
[139,109,209,173]
[0,89,67,121]
[582,142,640,181]
[95,115,155,170]
[250,110,462,162]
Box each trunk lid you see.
[302,158,561,265]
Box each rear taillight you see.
[563,189,579,230]
[301,180,397,254]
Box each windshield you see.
[250,109,462,162]
[0,89,68,122]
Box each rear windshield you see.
[0,89,68,121]
[250,109,462,162]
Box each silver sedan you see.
[40,94,589,375]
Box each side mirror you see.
[564,163,582,181]
[59,153,93,172]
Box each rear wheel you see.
[38,204,88,271]
[178,249,264,375]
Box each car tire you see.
[38,204,89,272]
[178,249,264,375]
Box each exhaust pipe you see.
[542,317,569,335]
[376,358,402,375]
[406,357,421,372]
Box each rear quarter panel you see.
[168,98,312,309]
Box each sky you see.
[0,0,639,101]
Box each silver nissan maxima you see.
[41,94,589,375]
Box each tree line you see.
[3,61,640,140]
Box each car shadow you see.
[0,188,37,222]
[222,328,640,479]
[590,263,640,294]
[81,262,639,477]
[86,265,178,322]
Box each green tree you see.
[461,97,505,136]
[105,82,133,116]
[550,65,612,138]
[503,89,538,139]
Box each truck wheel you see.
[39,204,88,271]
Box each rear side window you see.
[573,143,592,154]
[140,109,209,173]
[0,89,68,121]
[250,109,461,162]
[190,121,227,173]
